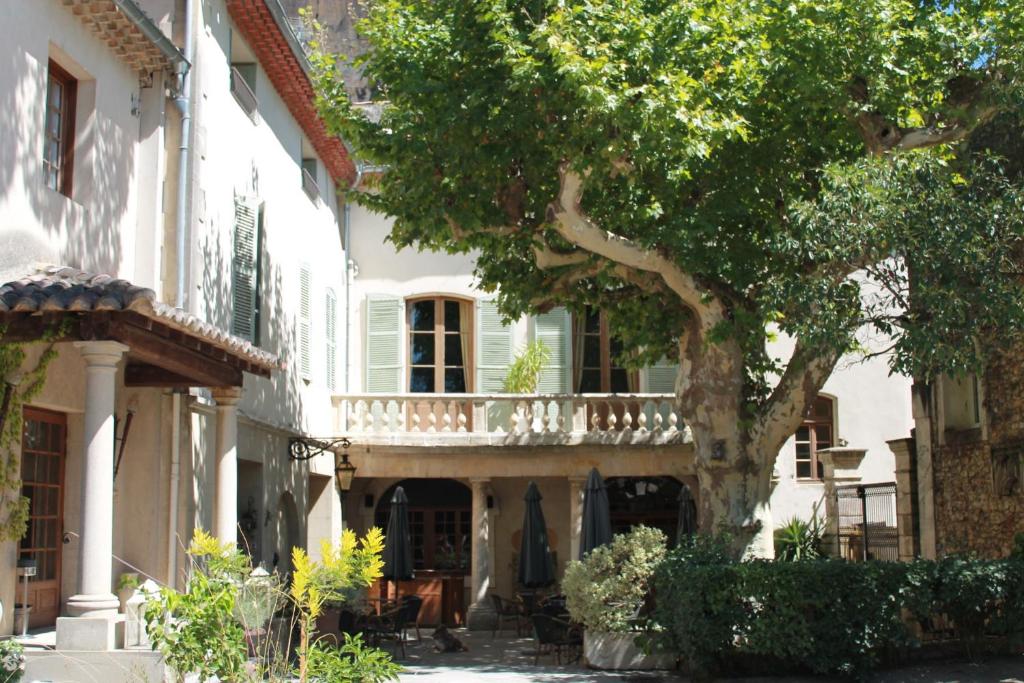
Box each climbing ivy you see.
[0,325,63,542]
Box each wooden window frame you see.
[409,506,471,573]
[43,60,77,198]
[573,308,636,393]
[795,395,835,481]
[406,295,474,393]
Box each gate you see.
[835,482,898,561]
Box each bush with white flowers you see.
[0,639,26,683]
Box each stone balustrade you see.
[331,393,688,447]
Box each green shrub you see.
[651,534,1024,679]
[773,516,824,561]
[563,526,667,632]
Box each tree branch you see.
[547,163,726,330]
[752,341,841,456]
[532,245,592,269]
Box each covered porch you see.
[0,267,277,651]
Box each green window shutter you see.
[365,295,403,393]
[532,307,571,393]
[325,288,337,391]
[476,299,512,392]
[646,357,679,393]
[231,196,260,342]
[299,264,312,380]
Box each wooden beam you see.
[0,313,81,343]
[124,364,201,388]
[110,320,243,388]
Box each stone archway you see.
[605,476,694,544]
[375,478,472,573]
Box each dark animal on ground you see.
[431,625,469,653]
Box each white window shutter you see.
[475,299,512,392]
[325,288,337,391]
[365,295,403,393]
[231,196,260,342]
[299,264,312,380]
[532,307,571,393]
[646,357,679,393]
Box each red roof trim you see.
[226,0,356,187]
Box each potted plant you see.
[0,639,26,683]
[562,526,673,670]
[117,572,141,613]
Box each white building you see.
[0,0,352,674]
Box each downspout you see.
[168,0,197,590]
[342,165,364,415]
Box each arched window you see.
[795,395,835,480]
[407,296,473,393]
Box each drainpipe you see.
[342,165,364,412]
[168,0,197,590]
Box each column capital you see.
[73,341,129,367]
[568,475,587,486]
[212,386,243,406]
[469,476,491,486]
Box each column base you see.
[466,599,497,631]
[56,613,125,651]
[66,593,120,618]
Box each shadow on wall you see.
[0,31,135,277]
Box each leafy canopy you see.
[311,0,1024,402]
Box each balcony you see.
[331,393,689,447]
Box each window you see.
[43,60,76,197]
[407,297,473,393]
[301,158,319,201]
[230,64,258,120]
[572,308,636,393]
[231,197,262,343]
[942,373,981,431]
[298,264,312,380]
[795,395,834,480]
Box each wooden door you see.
[19,408,66,629]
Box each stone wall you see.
[931,345,1024,558]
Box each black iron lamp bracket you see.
[288,436,351,461]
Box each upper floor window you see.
[229,29,258,121]
[43,60,76,197]
[407,297,472,393]
[301,158,319,201]
[941,373,981,431]
[795,395,834,480]
[572,308,637,393]
[231,196,263,344]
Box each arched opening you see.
[605,476,692,543]
[375,478,472,573]
[274,491,300,575]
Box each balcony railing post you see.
[572,399,587,432]
[471,400,487,433]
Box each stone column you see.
[466,477,495,630]
[213,387,242,544]
[817,447,867,559]
[66,341,128,619]
[568,475,586,562]
[888,437,918,562]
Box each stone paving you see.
[392,630,1024,683]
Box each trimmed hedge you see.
[649,536,1024,679]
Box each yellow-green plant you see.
[290,527,387,682]
[502,341,550,393]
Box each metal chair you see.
[366,605,410,658]
[399,594,423,641]
[490,594,527,637]
[530,613,582,665]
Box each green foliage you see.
[0,337,61,542]
[651,536,1024,678]
[145,531,250,683]
[0,639,26,683]
[145,528,396,683]
[563,526,666,633]
[304,634,402,683]
[773,516,824,562]
[502,340,550,393]
[308,0,1024,410]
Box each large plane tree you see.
[309,0,1024,556]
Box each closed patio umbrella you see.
[676,484,698,545]
[383,486,414,588]
[518,481,555,588]
[579,467,612,560]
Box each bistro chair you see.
[490,594,527,637]
[530,613,582,665]
[366,605,411,658]
[399,594,424,641]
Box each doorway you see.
[19,408,67,629]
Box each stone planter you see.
[583,630,674,671]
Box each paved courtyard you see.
[392,630,1024,683]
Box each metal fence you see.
[835,482,899,562]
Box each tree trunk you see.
[692,428,775,559]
